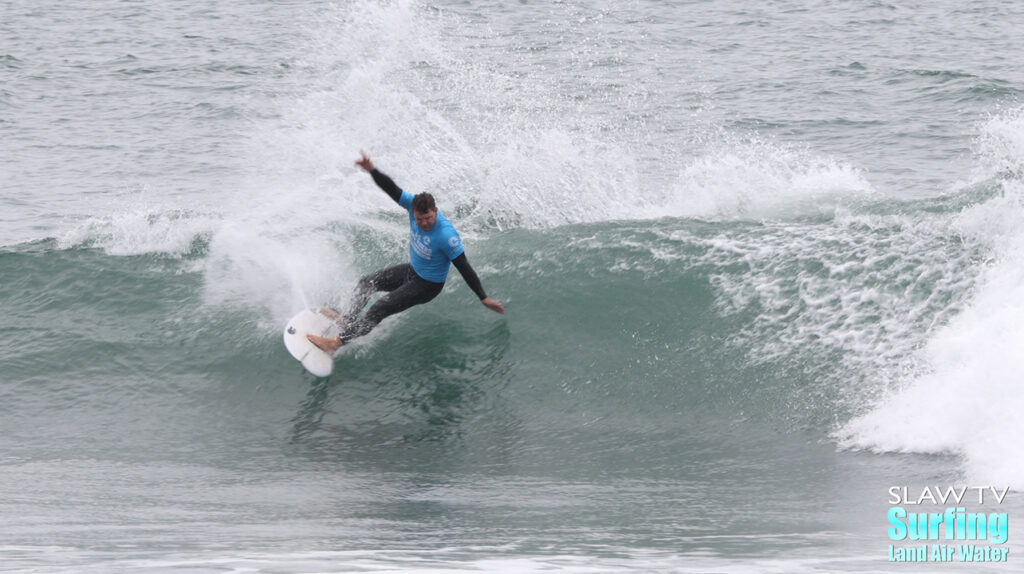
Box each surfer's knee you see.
[356,274,382,295]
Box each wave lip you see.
[56,207,218,257]
[668,138,874,221]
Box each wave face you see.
[5,0,1024,571]
[0,185,991,440]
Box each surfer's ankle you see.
[324,334,343,351]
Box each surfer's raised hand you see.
[355,151,375,172]
[482,297,505,314]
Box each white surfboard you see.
[283,308,340,377]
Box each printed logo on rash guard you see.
[411,232,433,260]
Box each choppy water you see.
[4,1,1024,572]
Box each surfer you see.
[307,152,505,353]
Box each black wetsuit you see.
[338,169,488,342]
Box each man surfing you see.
[307,152,505,353]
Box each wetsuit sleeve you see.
[370,169,403,204]
[452,253,488,300]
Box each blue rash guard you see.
[366,168,488,299]
[398,190,464,283]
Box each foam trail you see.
[199,215,358,325]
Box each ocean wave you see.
[838,107,1024,488]
[55,207,218,257]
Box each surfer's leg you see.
[340,271,444,342]
[343,264,413,322]
[310,265,423,353]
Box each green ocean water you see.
[5,0,1024,571]
[1,199,1014,571]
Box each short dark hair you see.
[411,192,436,213]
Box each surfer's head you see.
[412,193,437,231]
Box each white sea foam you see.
[56,199,220,257]
[839,107,1024,488]
[688,209,981,424]
[666,136,875,220]
[52,181,371,323]
[239,1,872,234]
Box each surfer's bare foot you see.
[318,307,348,328]
[307,333,343,353]
[318,307,341,320]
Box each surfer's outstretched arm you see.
[356,151,402,204]
[452,254,505,314]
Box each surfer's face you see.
[414,208,437,231]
